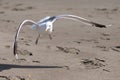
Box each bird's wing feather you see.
[55,14,107,28]
[13,20,38,59]
[39,16,51,23]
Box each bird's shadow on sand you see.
[0,64,63,72]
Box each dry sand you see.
[0,0,120,80]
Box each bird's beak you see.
[45,28,48,32]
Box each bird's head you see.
[45,22,53,33]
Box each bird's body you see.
[13,14,110,59]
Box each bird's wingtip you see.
[15,54,19,59]
[106,24,112,27]
[92,22,112,28]
[103,24,112,28]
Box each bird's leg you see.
[35,33,41,45]
[49,34,52,40]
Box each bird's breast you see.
[38,23,47,31]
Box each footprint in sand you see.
[32,60,40,63]
[56,46,80,55]
[80,58,106,69]
[95,45,109,51]
[5,45,11,48]
[0,75,11,80]
[0,75,31,80]
[100,33,110,41]
[0,57,7,61]
[0,11,5,14]
[1,19,14,23]
[13,58,27,63]
[66,8,73,11]
[95,7,119,13]
[17,49,33,56]
[12,6,34,11]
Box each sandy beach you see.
[0,0,120,80]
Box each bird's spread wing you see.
[39,16,51,23]
[31,16,51,29]
[55,14,109,28]
[13,20,38,59]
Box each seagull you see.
[13,14,110,59]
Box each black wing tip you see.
[13,45,16,59]
[92,22,107,28]
[96,24,106,28]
